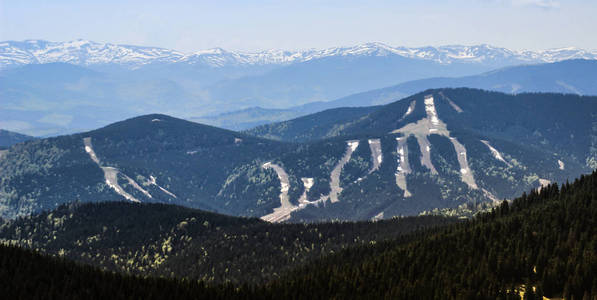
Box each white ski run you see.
[147,175,178,198]
[367,139,383,174]
[391,95,478,190]
[329,140,360,203]
[260,162,296,223]
[400,101,416,121]
[480,140,510,167]
[83,137,143,203]
[395,137,412,197]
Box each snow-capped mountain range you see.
[1,39,596,70]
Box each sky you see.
[1,0,596,53]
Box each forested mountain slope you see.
[1,170,595,299]
[265,170,597,299]
[0,201,455,284]
[1,89,595,222]
[0,244,239,300]
[0,114,289,218]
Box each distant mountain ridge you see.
[208,59,597,130]
[3,41,597,137]
[2,39,597,70]
[0,129,35,149]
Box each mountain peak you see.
[1,39,596,70]
[192,47,228,55]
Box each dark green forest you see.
[0,244,242,300]
[265,171,597,299]
[1,170,596,299]
[0,202,455,284]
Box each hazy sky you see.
[1,0,595,52]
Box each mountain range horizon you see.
[3,39,597,70]
[3,1,597,298]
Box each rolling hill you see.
[0,88,595,222]
[1,170,595,299]
[0,201,453,285]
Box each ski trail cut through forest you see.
[367,139,383,174]
[450,137,478,190]
[298,178,314,206]
[147,176,177,198]
[400,100,416,121]
[391,95,479,190]
[439,91,463,113]
[83,137,142,203]
[260,162,296,223]
[481,140,511,167]
[329,140,359,203]
[395,137,412,197]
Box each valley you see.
[1,170,595,298]
[0,201,456,285]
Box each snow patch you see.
[348,140,359,151]
[537,178,551,192]
[372,211,384,221]
[302,177,314,189]
[3,40,597,70]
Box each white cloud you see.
[37,114,73,127]
[513,0,560,9]
[0,120,32,132]
[481,0,560,9]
